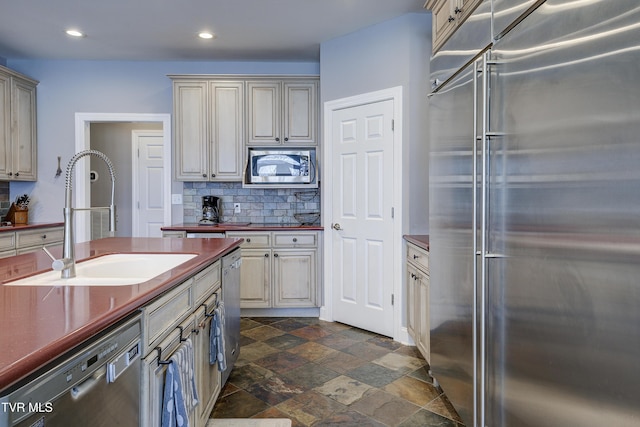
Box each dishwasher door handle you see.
[70,366,106,400]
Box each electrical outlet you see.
[234,203,241,214]
[171,194,183,205]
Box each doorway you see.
[322,87,403,339]
[74,113,172,242]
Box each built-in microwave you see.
[245,148,317,186]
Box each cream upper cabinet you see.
[0,66,38,181]
[425,0,483,53]
[172,79,244,181]
[247,79,317,146]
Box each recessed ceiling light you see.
[65,29,85,38]
[198,32,215,40]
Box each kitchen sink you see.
[5,253,198,286]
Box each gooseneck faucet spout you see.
[54,150,116,279]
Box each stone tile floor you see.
[210,317,464,427]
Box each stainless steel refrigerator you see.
[428,1,640,426]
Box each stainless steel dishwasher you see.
[221,248,241,386]
[0,314,142,427]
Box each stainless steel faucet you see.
[52,150,116,278]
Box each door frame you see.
[74,113,172,242]
[322,86,405,341]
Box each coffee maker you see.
[200,196,221,224]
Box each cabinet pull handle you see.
[454,7,462,14]
[14,173,19,177]
[448,15,455,22]
[413,254,419,259]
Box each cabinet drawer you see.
[0,233,16,252]
[142,278,193,354]
[407,243,429,273]
[273,232,317,247]
[193,261,221,306]
[16,227,64,249]
[227,232,270,248]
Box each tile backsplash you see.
[182,182,320,225]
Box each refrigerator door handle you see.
[472,56,480,427]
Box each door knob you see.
[331,223,342,231]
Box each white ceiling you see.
[0,0,427,62]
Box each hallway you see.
[210,317,463,426]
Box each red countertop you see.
[404,235,429,251]
[0,237,241,393]
[162,222,323,232]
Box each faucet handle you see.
[42,246,72,272]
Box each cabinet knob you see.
[284,137,289,142]
[7,172,12,177]
[211,173,216,177]
[292,238,297,242]
[202,174,207,178]
[274,253,279,258]
[15,173,19,177]
[42,234,47,239]
[275,137,280,142]
[413,254,419,259]
[264,253,269,257]
[246,238,251,243]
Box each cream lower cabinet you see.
[140,259,223,427]
[406,242,430,363]
[0,226,64,258]
[227,231,320,308]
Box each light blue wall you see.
[320,13,431,234]
[6,59,319,223]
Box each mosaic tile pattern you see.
[182,182,320,225]
[210,317,465,427]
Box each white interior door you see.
[132,130,164,237]
[330,99,395,337]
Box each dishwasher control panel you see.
[106,341,140,383]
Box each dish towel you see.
[162,338,199,427]
[210,301,227,371]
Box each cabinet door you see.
[209,81,244,181]
[283,81,316,145]
[239,248,272,308]
[0,73,10,180]
[273,249,317,307]
[428,0,457,53]
[247,81,281,145]
[417,273,430,362]
[406,263,419,341]
[10,77,37,181]
[174,81,208,181]
[194,294,221,427]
